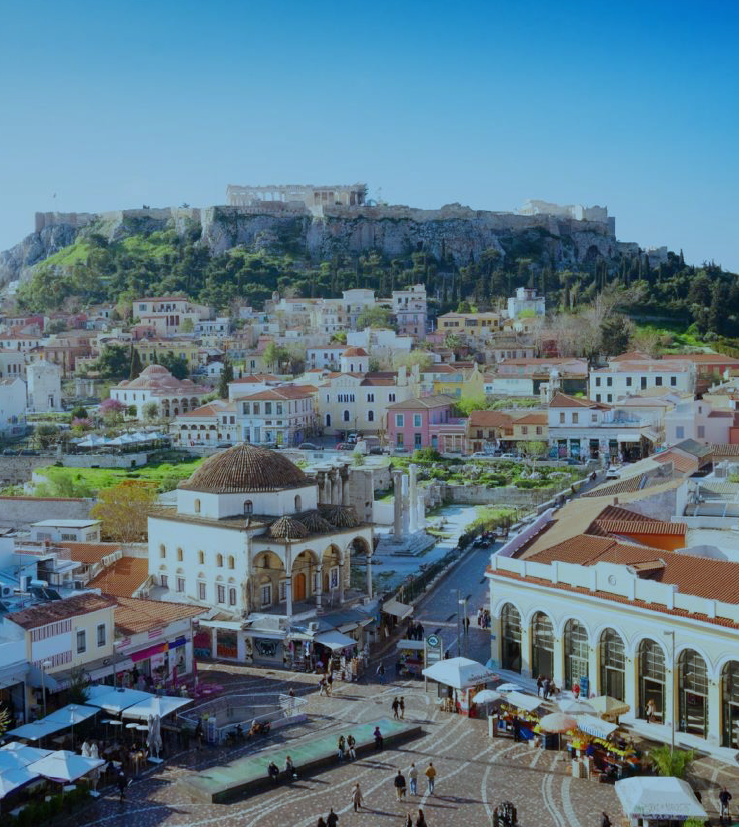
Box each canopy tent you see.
[396,640,425,651]
[314,630,357,651]
[497,682,522,693]
[422,657,498,690]
[27,750,104,783]
[615,776,707,821]
[6,719,69,741]
[589,695,630,721]
[86,684,116,699]
[559,698,597,716]
[539,712,577,733]
[472,689,502,704]
[121,695,191,721]
[75,435,110,448]
[86,688,151,715]
[0,767,40,799]
[45,704,99,726]
[576,715,619,740]
[382,598,413,620]
[0,744,51,767]
[504,691,546,713]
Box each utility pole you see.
[663,630,675,754]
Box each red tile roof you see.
[549,393,610,409]
[58,542,122,565]
[6,594,116,629]
[87,557,150,598]
[114,597,204,635]
[467,411,514,428]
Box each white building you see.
[132,296,206,336]
[26,360,62,412]
[590,354,696,404]
[0,349,26,380]
[0,377,26,438]
[346,327,413,356]
[110,364,211,418]
[30,519,102,544]
[237,386,315,446]
[391,284,427,337]
[306,345,347,371]
[664,397,738,446]
[506,287,545,319]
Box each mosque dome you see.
[269,516,310,540]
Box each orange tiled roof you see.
[87,557,150,598]
[6,594,116,629]
[549,393,610,409]
[114,597,204,636]
[652,450,699,474]
[467,411,514,428]
[58,542,122,565]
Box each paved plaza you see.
[66,663,739,827]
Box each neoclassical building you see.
[110,364,210,419]
[147,444,374,665]
[487,535,739,749]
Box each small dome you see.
[319,504,361,528]
[140,365,170,377]
[299,510,334,534]
[269,516,309,540]
[342,347,368,357]
[180,443,309,493]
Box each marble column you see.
[401,474,410,538]
[408,464,418,533]
[338,562,345,604]
[393,470,404,539]
[315,565,323,607]
[341,466,350,505]
[366,554,373,599]
[323,471,332,504]
[335,469,343,506]
[285,576,293,617]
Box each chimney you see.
[613,497,619,506]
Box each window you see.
[697,425,705,438]
[521,425,528,435]
[276,403,283,415]
[591,414,597,422]
[595,377,601,387]
[217,585,225,603]
[366,393,374,402]
[97,623,106,648]
[641,376,647,390]
[655,376,662,386]
[342,409,350,422]
[396,414,404,427]
[570,412,578,424]
[76,629,86,654]
[670,375,677,386]
[265,402,272,414]
[198,582,206,600]
[368,410,374,422]
[536,426,542,435]
[330,567,339,589]
[396,433,404,448]
[389,393,396,402]
[595,394,601,402]
[229,588,236,606]
[253,403,260,414]
[626,376,632,387]
[414,433,422,448]
[177,577,185,593]
[607,394,612,403]
[228,555,234,569]
[279,579,287,601]
[216,553,223,567]
[177,547,183,562]
[194,499,200,514]
[413,414,422,427]
[261,583,272,606]
[244,500,253,515]
[559,412,565,424]
[242,402,250,414]
[676,426,685,439]
[606,377,612,387]
[159,544,166,559]
[198,550,204,564]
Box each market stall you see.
[422,657,499,717]
[588,695,630,723]
[569,716,642,781]
[492,692,546,740]
[615,776,706,826]
[396,639,425,679]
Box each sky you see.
[1,0,738,269]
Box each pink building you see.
[386,395,466,454]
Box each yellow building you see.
[134,339,201,373]
[432,363,485,399]
[436,311,505,339]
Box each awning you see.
[45,704,99,726]
[422,657,498,690]
[26,664,59,692]
[121,695,191,721]
[504,691,545,713]
[86,688,151,714]
[27,750,105,783]
[198,620,243,630]
[382,599,413,620]
[246,630,286,641]
[314,630,357,651]
[396,640,425,651]
[576,715,619,739]
[617,433,642,443]
[615,776,707,820]
[7,719,67,741]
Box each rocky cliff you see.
[0,222,81,285]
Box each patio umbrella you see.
[473,689,502,704]
[26,750,105,783]
[422,657,499,690]
[496,682,522,693]
[121,694,191,721]
[0,744,51,765]
[559,698,597,716]
[0,767,40,798]
[588,695,630,720]
[539,712,578,733]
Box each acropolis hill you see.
[0,185,639,286]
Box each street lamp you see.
[452,589,469,656]
[40,660,52,718]
[663,630,675,754]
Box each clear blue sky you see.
[1,0,738,269]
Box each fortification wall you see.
[35,212,98,233]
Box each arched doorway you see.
[531,612,554,679]
[599,628,626,701]
[500,603,521,673]
[292,550,317,605]
[564,619,589,691]
[679,649,708,737]
[294,572,307,601]
[638,639,665,722]
[722,661,739,747]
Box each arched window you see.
[228,555,235,569]
[343,410,350,422]
[722,661,739,747]
[500,603,521,673]
[194,499,201,514]
[599,628,626,701]
[564,619,589,691]
[177,547,183,562]
[638,639,665,723]
[198,550,204,565]
[326,413,331,427]
[159,544,166,559]
[294,495,302,512]
[244,500,253,516]
[216,553,223,568]
[368,410,374,422]
[679,649,708,736]
[531,612,554,679]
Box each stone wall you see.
[0,456,51,486]
[0,495,94,528]
[60,452,149,468]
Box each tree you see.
[393,351,434,371]
[35,424,59,449]
[262,341,288,372]
[100,397,125,425]
[143,401,159,422]
[67,666,90,705]
[356,306,393,329]
[91,482,157,542]
[158,350,189,379]
[517,440,548,468]
[599,314,632,357]
[180,318,195,333]
[129,346,143,380]
[454,394,491,416]
[218,359,234,399]
[94,344,131,380]
[70,406,88,423]
[648,745,694,779]
[330,331,347,344]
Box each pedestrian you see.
[417,622,424,639]
[350,782,364,811]
[318,676,327,696]
[536,675,543,697]
[377,663,386,684]
[394,769,407,801]
[477,608,483,627]
[542,676,550,699]
[327,808,339,827]
[464,616,470,632]
[284,755,296,780]
[415,808,427,827]
[405,814,413,827]
[424,761,436,794]
[116,769,128,802]
[408,762,418,795]
[327,672,334,695]
[720,787,732,819]
[513,716,521,743]
[400,696,405,719]
[317,819,327,827]
[392,696,400,719]
[337,734,346,761]
[347,733,357,760]
[268,760,280,784]
[194,719,203,750]
[374,725,384,750]
[601,813,612,827]
[573,682,580,700]
[645,698,656,723]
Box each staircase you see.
[374,530,437,557]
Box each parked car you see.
[566,457,583,466]
[336,442,353,451]
[499,453,518,460]
[2,448,17,456]
[470,451,496,460]
[19,449,39,456]
[605,465,621,479]
[298,442,319,451]
[347,433,359,444]
[369,446,386,455]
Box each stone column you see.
[520,624,532,679]
[392,470,403,539]
[588,643,599,696]
[408,464,418,533]
[401,474,410,538]
[366,554,373,599]
[707,674,721,745]
[285,576,293,618]
[324,472,332,504]
[624,652,638,724]
[552,634,565,693]
[335,469,343,506]
[338,562,345,604]
[341,466,350,505]
[315,565,323,608]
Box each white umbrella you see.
[539,712,577,733]
[496,682,522,693]
[615,777,707,820]
[559,698,597,716]
[86,688,151,715]
[46,704,99,726]
[121,694,190,721]
[0,744,51,765]
[27,750,104,783]
[0,766,39,798]
[473,689,502,704]
[422,657,499,690]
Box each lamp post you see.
[663,630,675,754]
[40,660,52,718]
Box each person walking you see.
[408,762,418,795]
[317,819,327,827]
[536,675,543,697]
[601,813,612,827]
[374,725,384,750]
[337,735,346,761]
[542,676,550,699]
[327,672,334,696]
[116,769,128,803]
[350,782,364,812]
[720,787,732,820]
[405,814,413,827]
[415,808,427,827]
[194,719,203,750]
[347,733,357,760]
[318,676,328,696]
[424,761,436,795]
[327,808,339,827]
[392,697,400,719]
[377,663,386,684]
[284,755,296,780]
[400,697,405,719]
[394,769,407,801]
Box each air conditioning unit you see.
[307,621,320,632]
[1,586,10,597]
[73,581,84,590]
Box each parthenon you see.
[226,183,367,208]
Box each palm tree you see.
[648,745,694,779]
